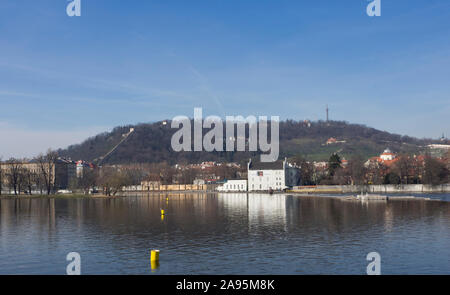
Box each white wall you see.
[248,169,285,191]
[217,180,247,192]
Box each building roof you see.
[382,158,399,167]
[248,161,284,170]
[382,148,393,154]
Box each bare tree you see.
[366,163,388,185]
[0,157,3,195]
[70,168,98,194]
[21,167,36,195]
[5,158,23,195]
[333,168,350,185]
[36,149,58,195]
[347,156,366,185]
[97,166,131,196]
[159,162,176,185]
[394,154,412,184]
[423,155,449,185]
[290,155,316,185]
[211,164,237,181]
[34,171,45,195]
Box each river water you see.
[0,193,449,274]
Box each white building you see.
[247,158,300,192]
[193,178,206,185]
[217,179,247,192]
[76,160,93,178]
[379,148,396,161]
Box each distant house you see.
[141,180,162,191]
[247,158,300,191]
[193,178,206,185]
[314,161,328,169]
[325,137,346,145]
[76,160,94,178]
[216,179,247,192]
[365,148,399,168]
[427,144,450,158]
[380,148,396,161]
[326,137,337,145]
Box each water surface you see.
[0,193,449,274]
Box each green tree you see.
[327,153,341,177]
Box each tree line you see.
[291,151,450,186]
[0,150,59,195]
[2,148,448,197]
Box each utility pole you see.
[326,105,329,122]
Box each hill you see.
[57,120,437,165]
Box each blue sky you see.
[0,0,449,158]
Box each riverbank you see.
[2,188,450,202]
[121,184,450,194]
[288,184,450,194]
[0,194,116,199]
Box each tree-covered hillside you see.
[58,120,436,165]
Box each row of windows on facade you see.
[224,184,245,190]
[251,183,283,189]
[252,177,283,182]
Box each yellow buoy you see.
[160,209,165,215]
[151,260,160,270]
[161,214,165,221]
[150,250,160,262]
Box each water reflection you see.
[0,193,449,274]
